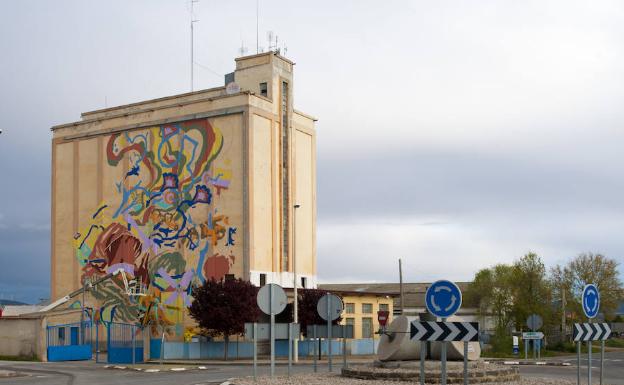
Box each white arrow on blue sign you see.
[425,280,462,318]
[582,284,600,319]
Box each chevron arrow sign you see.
[410,321,479,342]
[573,323,611,342]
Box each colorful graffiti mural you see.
[73,119,238,331]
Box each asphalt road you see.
[2,351,624,385]
[519,350,624,385]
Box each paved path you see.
[2,351,623,385]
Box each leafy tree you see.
[189,278,260,359]
[551,253,623,322]
[511,252,554,329]
[465,264,515,335]
[297,288,342,336]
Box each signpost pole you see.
[313,325,318,373]
[537,339,541,360]
[342,325,347,370]
[441,317,447,385]
[270,284,275,377]
[525,338,528,361]
[463,341,468,385]
[253,323,257,381]
[600,339,604,385]
[577,341,581,385]
[288,323,292,377]
[420,341,426,385]
[327,296,332,372]
[132,325,136,365]
[588,319,592,385]
[588,340,592,385]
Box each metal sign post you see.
[425,280,463,385]
[410,320,479,385]
[288,323,292,377]
[327,296,332,372]
[463,341,468,385]
[317,293,344,373]
[253,323,257,381]
[256,283,287,378]
[441,317,447,385]
[270,285,275,376]
[420,341,426,385]
[342,324,347,370]
[576,283,602,385]
[313,325,318,372]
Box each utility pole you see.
[399,258,404,315]
[293,204,300,361]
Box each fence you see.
[106,322,144,364]
[46,321,93,361]
[151,338,379,360]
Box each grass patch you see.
[605,338,624,348]
[0,355,39,362]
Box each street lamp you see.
[293,203,300,362]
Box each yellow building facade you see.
[337,293,394,340]
[50,52,316,336]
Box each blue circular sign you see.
[425,280,462,318]
[582,284,600,319]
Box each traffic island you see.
[342,360,520,383]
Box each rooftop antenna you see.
[256,0,259,54]
[267,31,274,51]
[239,41,248,57]
[190,0,199,92]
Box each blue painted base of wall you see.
[150,338,377,360]
[47,345,92,362]
[108,347,144,364]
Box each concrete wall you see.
[0,317,42,359]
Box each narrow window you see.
[362,303,373,314]
[301,277,307,288]
[281,81,290,272]
[362,317,373,338]
[345,303,355,314]
[379,303,389,312]
[259,82,268,97]
[260,273,267,287]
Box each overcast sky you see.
[1,0,623,303]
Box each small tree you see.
[297,288,342,336]
[189,278,260,359]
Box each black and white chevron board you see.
[410,321,479,342]
[573,323,611,342]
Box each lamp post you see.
[293,203,300,362]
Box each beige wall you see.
[52,113,244,329]
[0,318,41,359]
[50,53,316,340]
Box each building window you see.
[260,82,268,97]
[301,277,307,288]
[280,80,290,272]
[345,303,355,314]
[379,303,389,312]
[362,317,373,338]
[225,274,235,281]
[346,317,355,326]
[260,273,266,286]
[362,303,373,314]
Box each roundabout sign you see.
[426,280,462,319]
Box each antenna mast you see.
[256,0,259,54]
[190,0,199,91]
